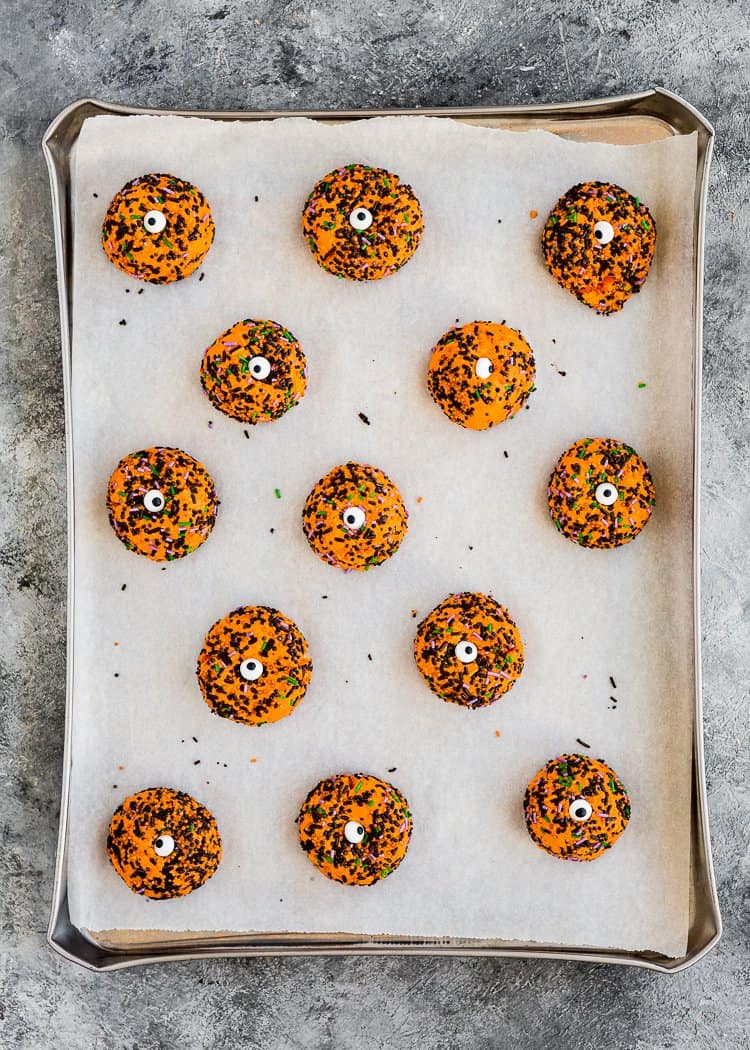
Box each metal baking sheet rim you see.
[42,87,721,973]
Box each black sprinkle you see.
[114,673,119,678]
[93,192,98,198]
[119,319,127,326]
[503,450,509,458]
[552,338,556,344]
[244,430,250,439]
[270,528,275,534]
[125,288,130,293]
[497,219,502,223]
[193,759,201,765]
[610,675,617,689]
[208,420,213,428]
[358,411,371,425]
[199,272,205,282]
[137,288,144,295]
[181,739,185,743]
[113,784,117,788]
[610,696,618,704]
[387,767,397,773]
[192,736,198,743]
[121,584,126,591]
[576,738,591,749]
[455,317,460,323]
[161,566,167,570]
[558,370,567,376]
[367,653,372,661]
[321,595,328,599]
[254,195,259,202]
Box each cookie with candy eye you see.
[414,592,524,709]
[296,773,412,885]
[524,754,631,861]
[107,787,222,898]
[547,437,655,549]
[427,322,536,430]
[541,181,656,314]
[302,461,408,571]
[200,319,307,425]
[106,446,219,562]
[196,605,313,726]
[301,163,424,281]
[101,173,214,283]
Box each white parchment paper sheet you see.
[66,114,697,956]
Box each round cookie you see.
[301,162,424,281]
[101,172,214,283]
[106,446,219,562]
[427,322,536,429]
[541,181,656,314]
[296,772,412,885]
[524,754,631,861]
[197,605,313,726]
[107,786,222,898]
[414,592,524,709]
[302,461,408,571]
[200,319,307,425]
[547,437,655,549]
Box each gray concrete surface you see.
[1,1,748,1047]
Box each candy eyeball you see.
[342,505,366,532]
[153,833,175,857]
[595,481,619,507]
[454,640,478,664]
[569,798,593,822]
[344,820,366,844]
[248,355,272,380]
[593,219,614,246]
[143,488,166,513]
[143,209,167,234]
[239,657,264,682]
[475,357,493,379]
[349,206,373,231]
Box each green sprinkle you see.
[354,780,363,794]
[274,488,282,499]
[638,382,647,388]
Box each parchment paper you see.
[66,114,697,957]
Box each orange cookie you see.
[427,322,536,429]
[524,754,631,861]
[414,592,524,709]
[301,162,424,281]
[547,437,655,549]
[101,172,214,283]
[302,462,408,571]
[107,787,222,898]
[296,772,412,885]
[200,319,307,425]
[196,605,313,726]
[106,446,219,562]
[541,181,656,314]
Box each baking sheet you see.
[66,114,697,957]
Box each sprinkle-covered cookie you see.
[101,173,214,284]
[427,322,536,429]
[524,754,631,861]
[106,446,219,562]
[541,181,656,314]
[547,437,655,549]
[414,592,524,709]
[302,462,408,571]
[301,162,424,281]
[197,605,313,726]
[107,786,222,898]
[296,772,412,886]
[200,319,307,425]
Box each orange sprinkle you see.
[411,609,418,618]
[529,210,538,219]
[114,642,119,646]
[249,758,257,764]
[416,496,424,504]
[494,730,501,738]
